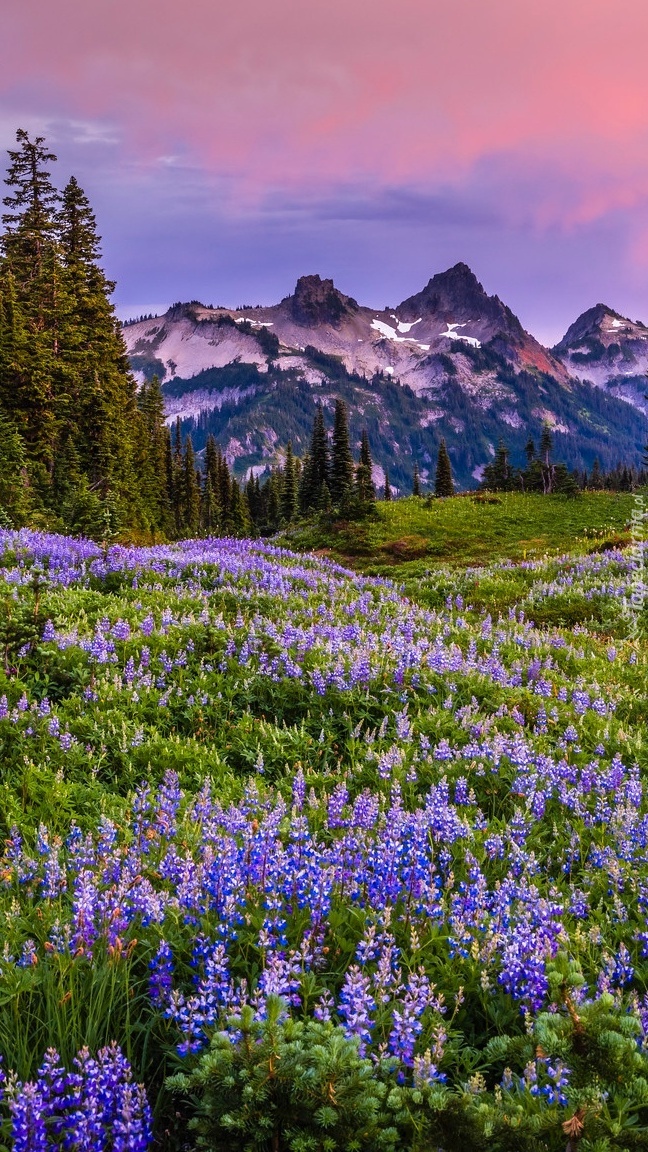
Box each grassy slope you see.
[283,491,638,576]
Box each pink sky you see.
[3,0,648,339]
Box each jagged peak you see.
[426,262,484,292]
[553,303,642,351]
[287,274,358,327]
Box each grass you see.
[282,491,639,576]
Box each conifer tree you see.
[227,478,252,537]
[412,462,421,497]
[217,449,232,522]
[482,439,513,491]
[303,405,330,510]
[200,474,217,535]
[435,439,454,497]
[331,398,354,506]
[56,174,141,510]
[2,130,58,292]
[170,419,184,533]
[383,470,392,501]
[539,422,555,494]
[266,470,280,530]
[298,452,312,515]
[355,429,376,505]
[0,130,170,537]
[181,435,201,536]
[280,441,298,522]
[136,376,171,535]
[0,405,29,524]
[1,131,60,466]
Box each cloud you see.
[4,0,648,339]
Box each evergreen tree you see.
[2,129,58,292]
[330,398,355,506]
[217,449,232,521]
[537,423,556,495]
[0,405,29,524]
[435,439,454,497]
[412,461,421,497]
[181,435,201,537]
[525,437,535,466]
[227,478,252,537]
[303,405,330,510]
[170,419,184,533]
[0,131,60,467]
[355,430,376,505]
[136,376,171,536]
[265,470,280,531]
[383,470,392,501]
[55,174,140,512]
[0,130,168,538]
[280,441,298,523]
[482,439,514,491]
[200,474,217,535]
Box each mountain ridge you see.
[123,265,648,489]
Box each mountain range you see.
[123,263,648,490]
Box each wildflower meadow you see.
[0,527,647,1150]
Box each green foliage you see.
[282,491,638,577]
[435,439,454,497]
[168,997,408,1152]
[330,398,355,507]
[0,129,170,538]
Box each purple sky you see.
[4,0,648,344]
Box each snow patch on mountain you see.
[440,322,481,348]
[371,318,430,350]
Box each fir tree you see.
[55,174,140,511]
[1,131,60,467]
[227,479,252,537]
[355,429,376,505]
[280,441,298,522]
[181,435,201,537]
[0,130,169,537]
[383,470,392,501]
[0,405,29,524]
[303,405,330,510]
[412,461,421,497]
[200,474,217,535]
[2,129,58,291]
[136,376,171,536]
[330,398,355,506]
[482,439,514,491]
[435,439,454,497]
[539,422,555,495]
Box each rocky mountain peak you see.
[397,262,524,339]
[553,304,645,352]
[289,274,358,327]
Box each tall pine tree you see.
[355,429,376,505]
[435,439,454,497]
[330,398,354,507]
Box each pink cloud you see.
[4,0,648,227]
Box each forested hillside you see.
[0,131,169,538]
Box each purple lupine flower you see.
[10,1082,48,1152]
[339,966,375,1056]
[149,940,174,1007]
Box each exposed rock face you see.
[122,264,648,487]
[289,274,358,327]
[554,304,648,415]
